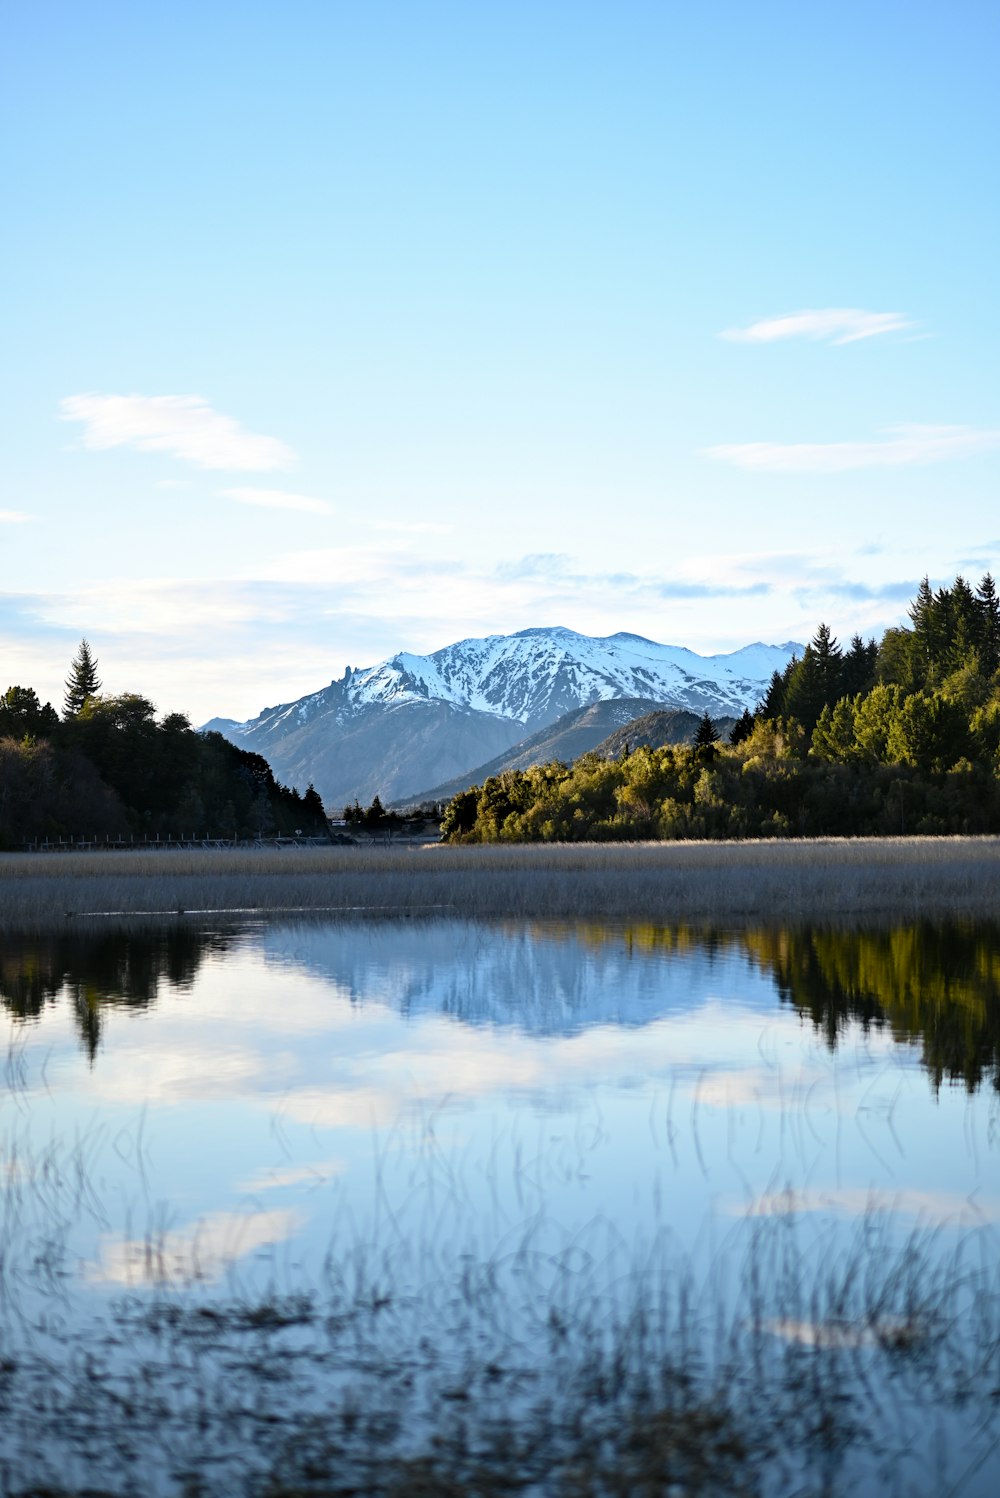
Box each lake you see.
[2,916,999,1495]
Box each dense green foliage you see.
[442,574,1000,842]
[0,647,328,847]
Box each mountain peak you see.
[205,626,800,807]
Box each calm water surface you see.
[2,917,999,1494]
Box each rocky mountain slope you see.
[592,708,736,761]
[204,627,798,807]
[402,701,735,807]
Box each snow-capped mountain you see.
[203,626,799,808]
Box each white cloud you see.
[704,424,1000,473]
[721,307,914,345]
[89,1208,301,1286]
[238,1158,345,1193]
[60,393,295,472]
[3,534,977,723]
[735,1187,1000,1224]
[0,510,31,523]
[758,1318,890,1350]
[224,487,333,515]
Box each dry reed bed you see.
[2,836,1000,927]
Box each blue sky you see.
[3,1,999,722]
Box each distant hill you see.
[204,626,800,808]
[399,703,737,807]
[593,709,736,760]
[399,698,665,805]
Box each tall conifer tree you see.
[976,573,1000,676]
[63,639,101,717]
[948,575,979,671]
[694,711,717,747]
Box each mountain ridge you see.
[203,626,800,807]
[398,701,736,808]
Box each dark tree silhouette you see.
[63,639,101,717]
[729,708,755,745]
[694,712,717,748]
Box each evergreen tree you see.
[811,622,844,707]
[63,639,101,717]
[876,627,920,692]
[729,707,755,745]
[841,635,878,699]
[760,665,791,719]
[908,575,936,678]
[784,625,843,735]
[976,573,1000,677]
[694,711,717,748]
[783,646,819,730]
[930,583,956,680]
[302,783,327,832]
[948,575,979,672]
[363,794,386,829]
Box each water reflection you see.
[4,916,999,1092]
[747,924,1000,1094]
[0,924,232,1058]
[2,915,999,1495]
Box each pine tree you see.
[930,583,956,681]
[811,622,844,707]
[909,576,943,685]
[694,712,717,748]
[908,575,935,636]
[841,634,877,698]
[760,665,791,719]
[729,707,755,745]
[976,573,1000,677]
[784,625,846,735]
[63,639,101,717]
[302,783,327,832]
[949,575,979,671]
[363,794,386,829]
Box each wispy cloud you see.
[3,541,973,723]
[0,510,31,523]
[734,1186,999,1225]
[60,393,295,471]
[224,487,333,515]
[720,307,915,345]
[89,1208,301,1286]
[494,552,770,599]
[704,424,1000,473]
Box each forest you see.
[442,574,1000,842]
[0,642,328,847]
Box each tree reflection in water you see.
[0,924,232,1060]
[2,916,1000,1091]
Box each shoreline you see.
[3,836,1000,927]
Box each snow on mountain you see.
[318,627,798,728]
[202,627,800,807]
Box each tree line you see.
[442,574,1000,842]
[0,641,328,847]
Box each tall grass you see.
[1,1127,998,1496]
[3,836,1000,927]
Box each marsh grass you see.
[1,1130,999,1496]
[4,836,1000,929]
